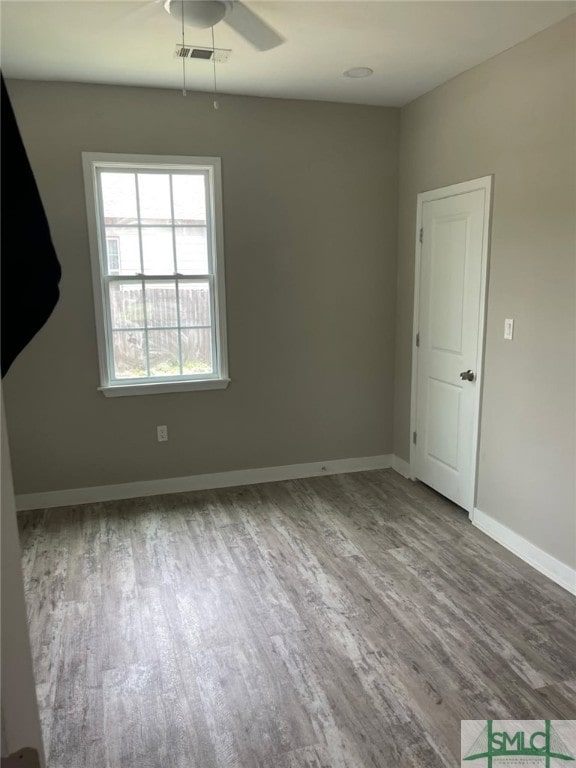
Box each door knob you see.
[460,370,475,381]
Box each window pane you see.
[179,281,211,326]
[137,173,171,224]
[105,227,141,275]
[175,227,208,274]
[112,330,147,379]
[107,238,120,273]
[181,328,213,374]
[110,283,144,329]
[145,281,178,328]
[100,173,138,225]
[148,330,180,377]
[172,174,206,224]
[142,228,174,274]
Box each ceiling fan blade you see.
[225,2,284,51]
[116,0,163,28]
[97,1,161,37]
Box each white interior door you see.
[411,177,491,513]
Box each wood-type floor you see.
[18,469,576,768]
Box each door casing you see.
[409,176,493,518]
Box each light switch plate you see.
[504,318,514,340]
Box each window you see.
[82,153,229,396]
[106,237,120,274]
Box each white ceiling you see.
[1,1,574,107]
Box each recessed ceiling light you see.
[343,67,374,79]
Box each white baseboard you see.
[16,454,395,511]
[473,508,576,596]
[392,455,411,479]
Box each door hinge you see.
[413,431,417,445]
[415,332,420,348]
[419,227,423,244]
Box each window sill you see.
[99,378,231,397]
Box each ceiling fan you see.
[164,0,285,51]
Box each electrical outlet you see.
[157,425,168,442]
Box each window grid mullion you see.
[134,173,151,377]
[101,223,207,229]
[169,174,183,375]
[112,324,212,332]
[103,274,213,282]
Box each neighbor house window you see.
[82,153,229,396]
[106,236,121,274]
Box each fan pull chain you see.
[211,25,219,110]
[181,0,187,96]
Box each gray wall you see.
[4,81,399,493]
[394,16,576,567]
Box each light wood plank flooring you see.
[18,469,576,768]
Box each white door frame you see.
[1,390,46,765]
[409,175,493,518]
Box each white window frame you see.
[82,152,229,397]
